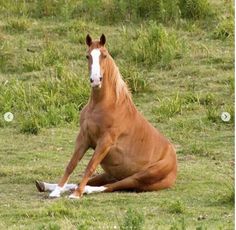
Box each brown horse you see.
[36,34,177,199]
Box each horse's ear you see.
[100,34,106,46]
[86,34,92,46]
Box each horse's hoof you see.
[35,180,45,192]
[69,193,81,199]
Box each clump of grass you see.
[4,17,31,33]
[205,105,222,123]
[152,94,183,122]
[127,21,185,67]
[225,76,234,95]
[32,0,73,19]
[47,202,76,218]
[213,16,234,40]
[19,116,40,135]
[170,217,186,230]
[22,54,42,72]
[215,169,234,206]
[222,180,235,206]
[119,208,145,230]
[199,93,215,106]
[120,64,150,93]
[22,41,66,73]
[181,142,210,157]
[129,0,181,23]
[168,200,185,214]
[38,223,61,230]
[0,39,24,73]
[179,0,213,20]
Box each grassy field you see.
[0,0,234,229]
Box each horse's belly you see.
[100,146,144,180]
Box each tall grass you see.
[0,70,89,134]
[152,94,183,122]
[0,0,214,23]
[125,21,185,67]
[213,16,234,40]
[179,0,213,19]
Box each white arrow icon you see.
[4,112,14,122]
[221,112,231,122]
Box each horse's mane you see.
[106,55,133,107]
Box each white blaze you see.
[90,49,102,87]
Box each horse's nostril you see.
[90,78,94,83]
[100,77,103,81]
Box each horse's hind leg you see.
[74,173,118,195]
[139,171,177,191]
[87,173,117,186]
[104,159,177,192]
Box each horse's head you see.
[86,34,108,88]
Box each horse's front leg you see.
[49,132,89,198]
[36,181,77,192]
[69,134,114,199]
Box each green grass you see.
[0,0,234,229]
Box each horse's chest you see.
[82,111,105,145]
[83,118,99,140]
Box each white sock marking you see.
[83,186,106,194]
[49,185,64,198]
[44,182,77,192]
